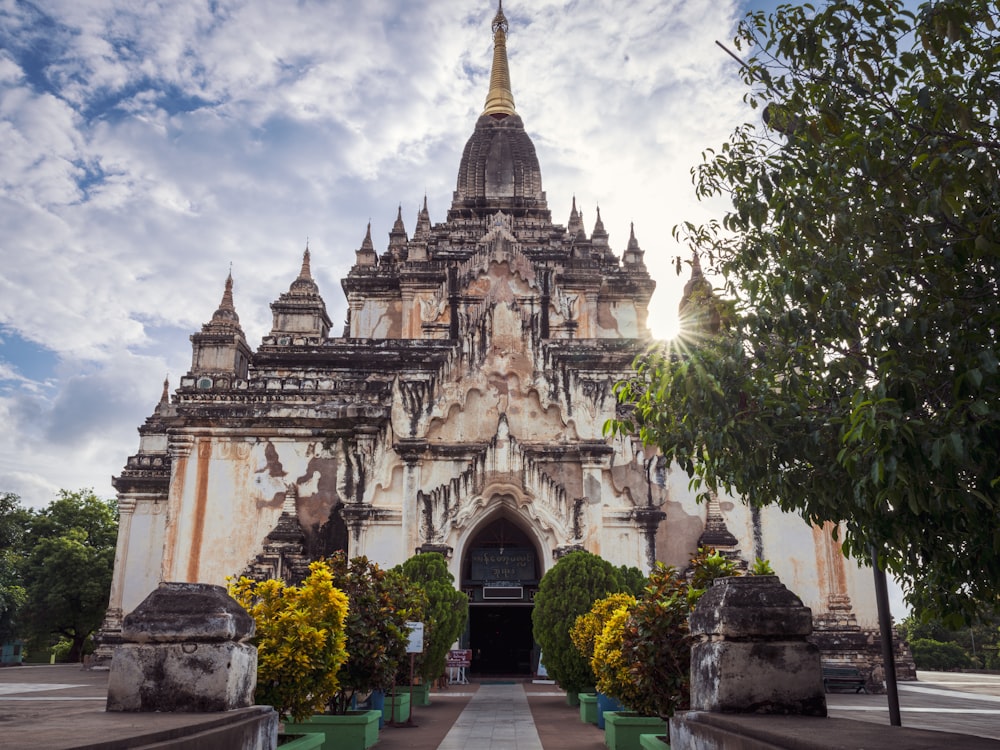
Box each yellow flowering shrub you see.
[591,601,648,712]
[570,592,637,666]
[229,560,350,722]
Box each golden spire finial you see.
[482,1,516,117]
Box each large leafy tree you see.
[396,552,468,684]
[612,0,1000,621]
[20,489,117,661]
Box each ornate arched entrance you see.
[460,516,541,676]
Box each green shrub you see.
[324,552,426,713]
[909,638,972,671]
[396,552,468,684]
[532,551,622,696]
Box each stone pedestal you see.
[688,575,826,717]
[106,581,258,712]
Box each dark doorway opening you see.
[468,604,534,676]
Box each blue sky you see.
[2,0,770,508]
[0,0,911,615]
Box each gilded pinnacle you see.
[482,1,516,117]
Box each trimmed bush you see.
[532,550,622,696]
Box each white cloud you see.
[0,0,754,505]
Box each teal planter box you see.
[604,712,667,750]
[579,693,598,724]
[283,710,381,750]
[400,683,431,706]
[278,732,325,749]
[639,733,670,750]
[384,692,411,723]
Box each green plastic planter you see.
[399,683,431,706]
[579,693,598,724]
[283,710,381,750]
[384,692,412,723]
[603,712,667,750]
[639,733,670,750]
[277,732,325,749]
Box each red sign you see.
[447,649,472,668]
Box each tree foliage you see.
[0,493,29,643]
[229,560,350,722]
[900,607,1000,669]
[611,0,1000,621]
[396,552,468,683]
[531,550,622,696]
[20,489,117,661]
[324,552,426,713]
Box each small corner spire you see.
[159,376,170,405]
[361,221,374,251]
[482,1,516,118]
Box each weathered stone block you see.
[106,581,257,713]
[107,640,257,712]
[688,576,826,717]
[121,581,255,643]
[690,640,826,716]
[689,575,812,639]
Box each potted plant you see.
[394,552,469,705]
[228,560,351,748]
[531,550,623,704]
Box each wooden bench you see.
[821,665,867,693]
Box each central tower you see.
[449,2,549,222]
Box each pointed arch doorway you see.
[461,516,541,676]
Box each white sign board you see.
[405,621,424,653]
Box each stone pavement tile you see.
[526,691,607,750]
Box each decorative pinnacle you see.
[492,0,508,34]
[220,272,236,311]
[361,222,374,251]
[299,247,313,280]
[482,1,516,117]
[160,376,170,405]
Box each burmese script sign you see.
[469,547,534,582]
[447,649,472,668]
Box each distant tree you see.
[611,0,1000,621]
[908,638,973,671]
[20,489,117,662]
[396,552,469,684]
[0,493,30,643]
[900,607,1000,669]
[532,550,622,696]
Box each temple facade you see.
[103,4,879,676]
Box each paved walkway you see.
[436,684,543,750]
[2,666,1000,748]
